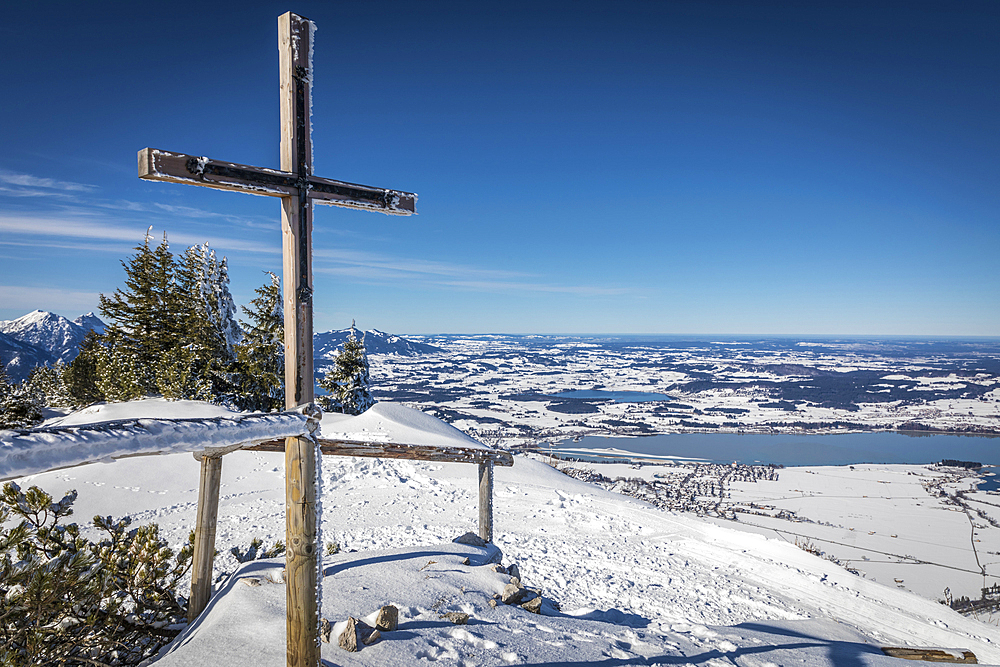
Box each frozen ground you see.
[9,400,1000,665]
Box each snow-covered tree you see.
[231,272,284,412]
[94,234,249,404]
[25,362,72,409]
[177,243,242,365]
[318,322,375,415]
[0,365,44,428]
[94,327,148,402]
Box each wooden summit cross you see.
[137,12,415,667]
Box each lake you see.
[553,431,1000,468]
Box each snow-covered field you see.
[558,456,1000,603]
[8,401,1000,665]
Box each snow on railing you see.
[0,408,316,481]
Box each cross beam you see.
[138,149,416,215]
[137,12,415,667]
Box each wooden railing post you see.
[478,460,494,543]
[189,455,223,622]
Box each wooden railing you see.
[186,438,512,619]
[0,409,514,623]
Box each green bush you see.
[0,482,193,665]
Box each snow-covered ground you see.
[558,456,1000,603]
[9,400,1000,665]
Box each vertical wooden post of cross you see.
[138,12,415,664]
[279,13,319,667]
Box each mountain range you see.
[0,310,106,381]
[313,327,441,360]
[0,311,438,382]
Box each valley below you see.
[356,334,1000,450]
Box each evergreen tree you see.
[0,482,193,665]
[25,362,72,409]
[0,365,44,429]
[317,321,375,415]
[177,243,242,367]
[97,231,180,396]
[63,330,104,406]
[231,272,284,411]
[95,234,246,403]
[94,327,147,402]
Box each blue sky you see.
[1,1,997,335]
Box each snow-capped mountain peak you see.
[0,310,106,367]
[314,327,442,359]
[73,312,106,336]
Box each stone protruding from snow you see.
[362,626,381,646]
[507,563,521,581]
[335,617,359,652]
[454,531,488,547]
[501,583,527,605]
[362,605,398,632]
[440,612,470,625]
[520,597,542,614]
[319,618,332,643]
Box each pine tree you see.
[94,327,147,402]
[232,272,284,412]
[25,362,72,409]
[95,234,248,404]
[0,482,193,665]
[317,321,375,415]
[0,365,44,428]
[177,243,242,367]
[63,330,104,406]
[97,231,180,396]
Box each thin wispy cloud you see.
[0,214,280,256]
[0,168,271,228]
[313,250,629,297]
[0,185,82,200]
[314,247,532,281]
[0,171,97,192]
[0,209,625,299]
